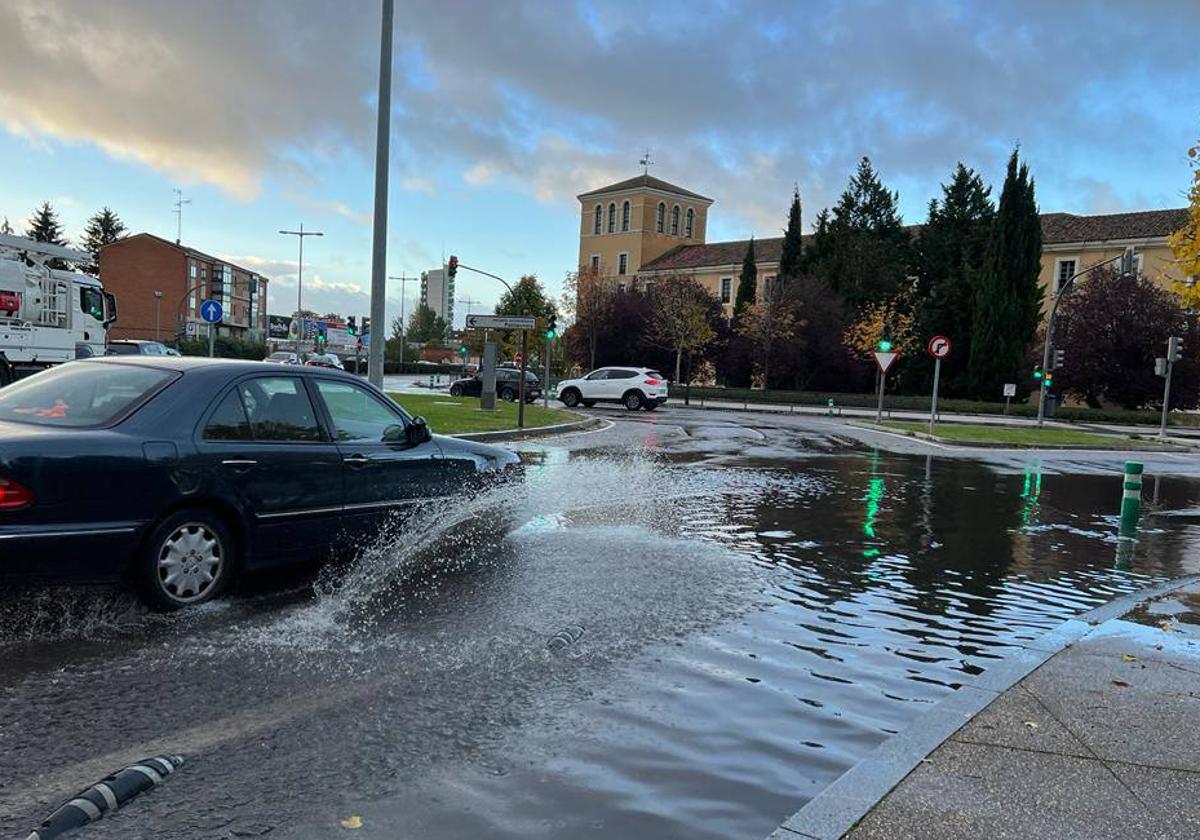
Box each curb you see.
[769,573,1200,840]
[451,412,601,442]
[850,421,1191,452]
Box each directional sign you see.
[927,335,952,359]
[200,299,223,323]
[465,314,535,330]
[874,351,898,373]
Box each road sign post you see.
[200,299,223,358]
[1003,383,1016,415]
[926,336,952,435]
[873,350,898,423]
[481,342,497,411]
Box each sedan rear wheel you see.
[137,509,235,610]
[450,384,464,397]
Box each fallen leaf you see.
[340,816,364,830]
[1112,679,1131,688]
[1023,720,1039,729]
[1160,621,1175,633]
[1122,654,1137,662]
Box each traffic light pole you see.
[543,334,551,409]
[1159,357,1174,441]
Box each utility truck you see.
[0,233,116,386]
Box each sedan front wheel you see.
[136,509,235,610]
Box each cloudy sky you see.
[2,0,1197,326]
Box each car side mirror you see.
[406,416,432,445]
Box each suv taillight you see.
[0,478,33,510]
[644,378,662,385]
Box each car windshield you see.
[0,363,175,427]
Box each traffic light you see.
[1053,349,1065,369]
[1033,367,1044,381]
[1044,371,1054,386]
[459,344,468,356]
[447,255,458,280]
[876,325,893,352]
[361,316,371,336]
[1168,335,1184,362]
[347,316,357,336]
[1120,246,1138,278]
[546,310,558,340]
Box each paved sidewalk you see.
[844,584,1200,840]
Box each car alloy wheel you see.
[450,384,463,397]
[561,388,580,408]
[623,391,643,411]
[157,522,225,605]
[500,388,516,401]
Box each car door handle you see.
[343,454,371,467]
[221,459,258,468]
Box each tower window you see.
[656,202,665,233]
[671,205,680,236]
[593,205,602,235]
[622,200,631,232]
[685,208,694,238]
[607,202,616,234]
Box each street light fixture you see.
[278,224,324,322]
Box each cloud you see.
[402,176,434,194]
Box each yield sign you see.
[874,351,898,373]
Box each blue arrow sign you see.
[200,299,223,323]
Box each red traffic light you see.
[448,255,459,278]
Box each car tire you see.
[623,391,644,411]
[0,358,11,388]
[582,400,596,408]
[561,388,581,408]
[643,401,658,412]
[135,508,236,611]
[500,387,517,402]
[450,384,464,397]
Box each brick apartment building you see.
[99,233,269,342]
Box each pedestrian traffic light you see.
[448,255,459,280]
[1053,349,1065,369]
[347,316,357,336]
[546,311,558,340]
[1168,335,1184,362]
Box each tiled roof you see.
[578,174,712,202]
[642,237,787,272]
[1040,208,1188,244]
[109,232,269,280]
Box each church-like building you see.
[577,173,1192,318]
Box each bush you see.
[176,336,266,360]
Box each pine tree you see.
[0,217,12,235]
[25,202,69,269]
[968,149,1043,398]
[778,186,803,279]
[734,238,757,315]
[808,158,912,309]
[907,164,994,396]
[80,207,128,275]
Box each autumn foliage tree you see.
[646,273,718,382]
[737,280,796,387]
[1169,131,1200,309]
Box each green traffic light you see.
[1033,369,1043,380]
[546,330,557,340]
[876,340,893,352]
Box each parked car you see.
[106,340,172,356]
[556,367,668,411]
[0,357,521,609]
[264,351,301,365]
[449,368,541,402]
[302,352,344,369]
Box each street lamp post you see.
[388,274,414,367]
[278,224,324,330]
[153,290,163,341]
[1037,248,1137,426]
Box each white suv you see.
[556,367,668,411]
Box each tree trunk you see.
[675,347,682,383]
[589,330,597,371]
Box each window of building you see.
[685,208,694,238]
[621,200,631,232]
[618,253,628,275]
[657,202,665,233]
[1054,258,1077,294]
[671,205,680,235]
[590,255,600,271]
[720,277,732,303]
[607,202,616,234]
[189,263,197,279]
[593,205,602,235]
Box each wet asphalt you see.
[3,406,1200,840]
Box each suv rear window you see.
[0,363,175,427]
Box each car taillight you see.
[645,378,662,385]
[0,477,33,510]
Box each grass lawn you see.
[881,420,1167,449]
[388,392,573,435]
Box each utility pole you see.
[172,188,191,245]
[279,223,323,323]
[367,0,394,389]
[154,290,163,341]
[389,274,414,366]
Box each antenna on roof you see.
[639,149,654,176]
[172,187,192,245]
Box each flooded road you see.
[3,408,1200,839]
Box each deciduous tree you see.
[561,266,613,370]
[1169,132,1200,308]
[645,273,717,382]
[737,281,795,388]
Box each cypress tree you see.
[778,186,803,279]
[734,238,757,315]
[80,207,128,275]
[968,149,1043,398]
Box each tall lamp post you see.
[388,274,414,366]
[153,290,163,341]
[278,224,324,322]
[1037,247,1137,426]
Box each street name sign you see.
[874,351,898,373]
[927,335,952,359]
[465,314,535,330]
[200,299,223,323]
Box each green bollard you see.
[1118,461,1143,540]
[827,397,835,417]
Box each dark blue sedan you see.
[0,357,520,609]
